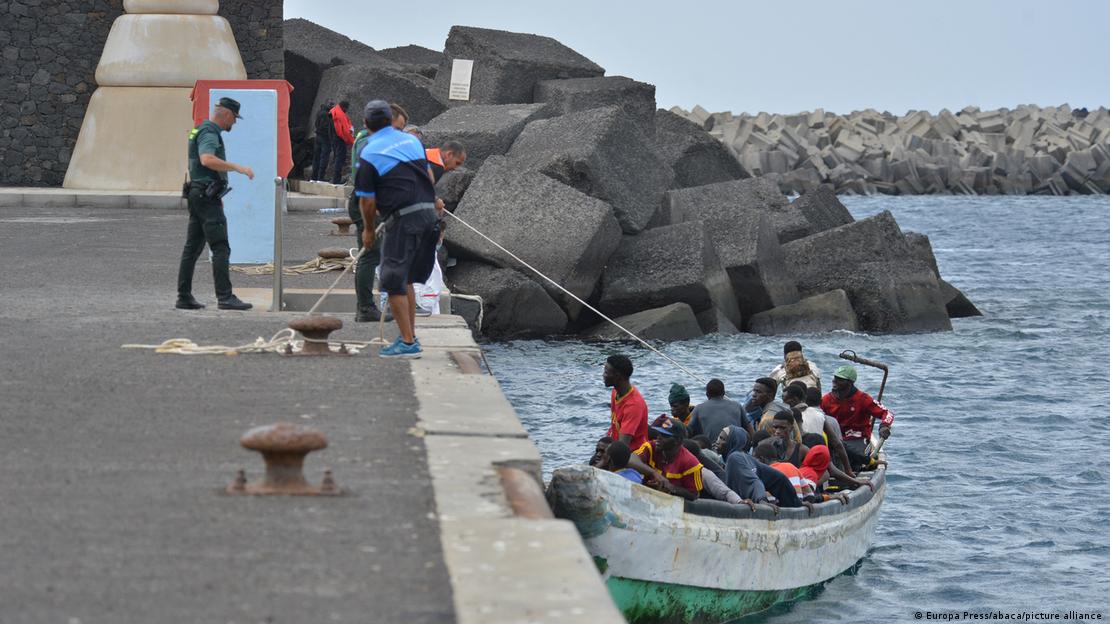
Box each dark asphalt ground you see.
[0,206,455,623]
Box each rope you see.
[231,256,353,276]
[449,293,484,333]
[443,211,710,387]
[121,329,372,356]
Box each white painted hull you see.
[548,464,886,621]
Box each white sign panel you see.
[448,59,474,101]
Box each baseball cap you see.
[363,99,392,125]
[650,417,687,440]
[216,97,242,119]
[833,364,858,382]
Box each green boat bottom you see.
[606,575,819,624]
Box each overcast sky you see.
[284,0,1110,116]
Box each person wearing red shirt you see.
[603,354,649,451]
[629,418,703,501]
[821,364,894,471]
[328,100,355,184]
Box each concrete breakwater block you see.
[783,212,951,332]
[311,65,445,134]
[446,157,621,321]
[653,110,748,189]
[435,168,476,212]
[842,260,953,333]
[533,76,657,134]
[431,26,604,106]
[662,184,799,320]
[447,263,567,339]
[784,211,910,297]
[791,185,855,233]
[659,176,811,245]
[422,103,555,168]
[748,290,859,336]
[598,221,743,329]
[672,103,1110,196]
[508,106,673,234]
[584,302,704,342]
[378,44,444,79]
[283,18,402,130]
[940,279,983,318]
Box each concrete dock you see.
[0,198,623,623]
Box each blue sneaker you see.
[380,337,422,359]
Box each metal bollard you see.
[271,177,284,312]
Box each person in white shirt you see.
[769,341,822,393]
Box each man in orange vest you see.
[425,140,467,183]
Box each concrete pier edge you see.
[0,187,343,212]
[411,317,625,623]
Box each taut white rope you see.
[443,210,710,387]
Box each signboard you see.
[209,88,278,264]
[448,59,474,101]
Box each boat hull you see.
[548,465,886,624]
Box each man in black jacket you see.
[311,100,335,181]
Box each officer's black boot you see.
[175,294,205,310]
[355,306,380,322]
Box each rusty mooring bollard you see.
[317,247,349,260]
[287,316,343,355]
[227,423,340,496]
[330,217,354,235]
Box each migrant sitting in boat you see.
[589,343,894,509]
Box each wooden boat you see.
[547,461,887,624]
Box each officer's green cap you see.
[216,97,243,119]
[833,364,857,382]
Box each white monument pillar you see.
[63,0,247,191]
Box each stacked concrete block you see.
[662,185,800,321]
[584,303,704,341]
[748,290,859,336]
[782,212,952,333]
[377,44,444,79]
[653,110,748,189]
[671,103,1110,195]
[598,221,743,329]
[447,263,567,339]
[283,18,402,131]
[446,157,621,321]
[422,103,555,168]
[310,65,445,138]
[791,185,855,233]
[657,177,811,244]
[508,106,673,234]
[533,76,657,133]
[431,26,604,106]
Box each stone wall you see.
[0,0,283,187]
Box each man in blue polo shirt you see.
[354,100,440,358]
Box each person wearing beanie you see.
[769,340,823,393]
[666,383,694,425]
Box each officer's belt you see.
[383,202,435,226]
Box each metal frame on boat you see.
[548,462,887,624]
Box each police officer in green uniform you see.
[176,97,255,310]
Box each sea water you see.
[484,195,1110,622]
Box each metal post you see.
[271,177,284,312]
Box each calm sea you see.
[484,195,1110,623]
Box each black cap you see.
[216,97,242,119]
[363,99,392,125]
